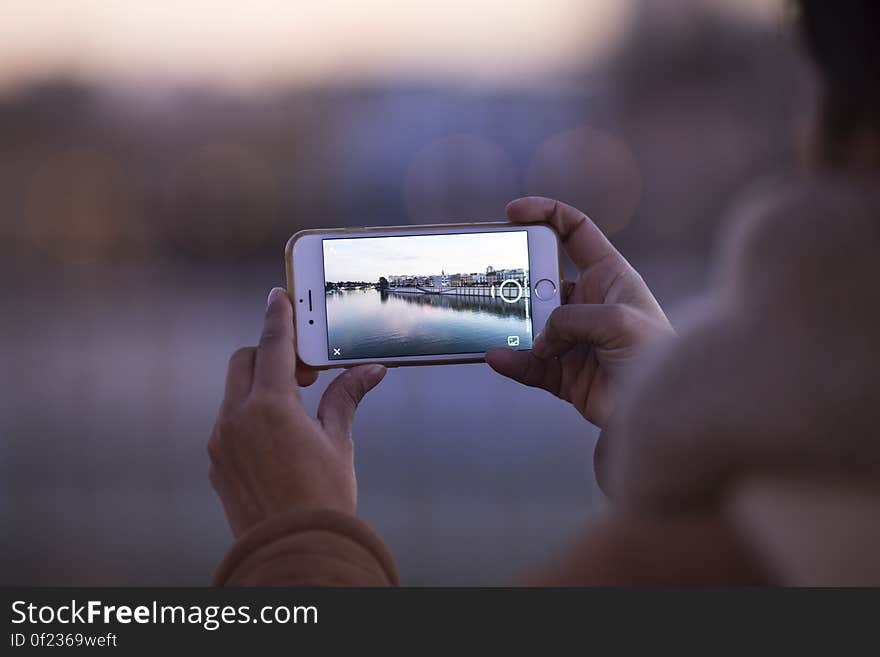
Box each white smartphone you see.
[285,222,562,368]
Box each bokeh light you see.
[525,126,642,237]
[24,148,131,264]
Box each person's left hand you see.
[208,287,387,537]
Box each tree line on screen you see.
[325,280,382,291]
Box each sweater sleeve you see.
[212,509,399,587]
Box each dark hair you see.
[796,0,880,155]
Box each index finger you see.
[506,197,622,271]
[253,287,298,393]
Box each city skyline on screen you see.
[322,231,529,282]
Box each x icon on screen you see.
[333,348,341,356]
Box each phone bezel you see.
[285,222,562,368]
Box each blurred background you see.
[1,0,810,584]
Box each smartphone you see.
[285,222,562,368]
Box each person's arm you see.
[209,287,396,586]
[728,474,880,586]
[527,511,767,586]
[529,473,880,587]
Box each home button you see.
[534,278,557,300]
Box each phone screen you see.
[321,230,533,360]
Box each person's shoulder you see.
[717,172,880,306]
[722,172,880,271]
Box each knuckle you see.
[558,303,578,322]
[213,407,249,442]
[625,264,648,288]
[351,378,370,405]
[229,346,255,366]
[607,304,638,334]
[338,373,363,408]
[258,330,282,347]
[547,305,574,335]
[217,412,241,434]
[521,352,543,383]
[206,436,224,464]
[246,391,287,419]
[208,463,222,490]
[545,305,564,328]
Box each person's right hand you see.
[486,197,673,428]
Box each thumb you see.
[317,364,387,441]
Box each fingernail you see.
[267,287,286,307]
[366,364,387,382]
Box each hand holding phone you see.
[209,288,387,538]
[486,197,674,430]
[286,197,671,431]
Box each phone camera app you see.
[323,231,533,359]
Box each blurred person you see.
[209,0,880,586]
